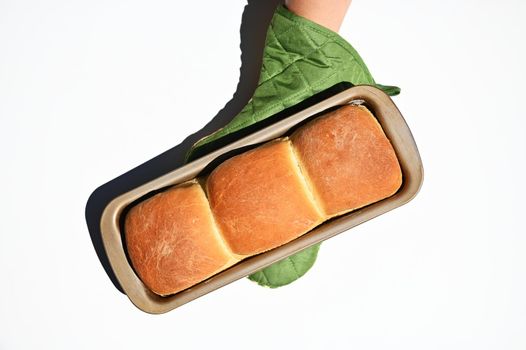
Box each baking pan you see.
[100,85,423,314]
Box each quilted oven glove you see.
[186,5,399,288]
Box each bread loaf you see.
[125,104,402,296]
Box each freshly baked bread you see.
[206,140,324,256]
[124,182,238,296]
[291,104,402,217]
[125,104,402,296]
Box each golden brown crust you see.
[206,140,324,256]
[124,183,237,296]
[291,104,402,217]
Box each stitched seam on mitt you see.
[189,5,374,152]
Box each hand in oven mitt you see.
[186,4,399,288]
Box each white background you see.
[1,0,525,349]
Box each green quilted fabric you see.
[186,5,399,288]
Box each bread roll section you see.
[206,140,324,256]
[291,104,402,217]
[125,104,402,296]
[125,183,238,296]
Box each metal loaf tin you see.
[100,85,424,314]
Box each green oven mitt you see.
[186,5,399,288]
